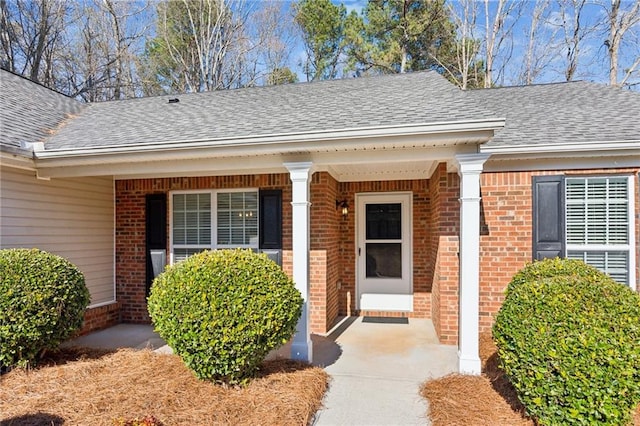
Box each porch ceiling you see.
[326,160,438,182]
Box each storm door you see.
[356,193,412,311]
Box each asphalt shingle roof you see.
[468,81,640,148]
[39,71,497,150]
[2,68,638,155]
[0,69,85,151]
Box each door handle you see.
[358,247,361,256]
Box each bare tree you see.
[1,0,17,71]
[0,0,68,86]
[482,0,526,87]
[518,0,562,85]
[602,0,640,87]
[554,0,601,82]
[102,0,143,99]
[53,0,149,101]
[250,1,297,85]
[442,0,483,89]
[141,0,256,94]
[225,2,297,88]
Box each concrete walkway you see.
[64,317,457,425]
[313,317,457,425]
[62,323,168,352]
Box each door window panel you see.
[366,243,402,278]
[366,203,401,240]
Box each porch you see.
[109,154,488,374]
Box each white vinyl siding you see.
[565,176,634,285]
[170,190,258,263]
[0,167,115,306]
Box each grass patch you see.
[422,332,640,426]
[0,347,328,425]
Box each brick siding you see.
[478,171,533,333]
[78,302,120,335]
[335,178,434,322]
[428,164,460,345]
[115,175,292,324]
[478,167,640,334]
[110,166,639,345]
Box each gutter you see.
[481,139,640,155]
[35,118,506,159]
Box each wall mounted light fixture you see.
[336,199,349,217]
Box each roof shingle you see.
[2,68,638,156]
[0,69,85,151]
[40,71,498,150]
[467,81,640,148]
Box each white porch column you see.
[284,161,313,362]
[454,153,490,375]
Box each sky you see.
[93,0,640,89]
[136,0,637,86]
[271,0,637,87]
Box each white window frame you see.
[169,188,259,264]
[564,175,636,289]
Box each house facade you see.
[1,68,638,374]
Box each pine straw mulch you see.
[0,347,329,426]
[422,332,640,426]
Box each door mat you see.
[362,316,409,324]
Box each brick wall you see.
[478,167,640,334]
[113,166,639,342]
[337,178,433,320]
[428,164,460,345]
[115,175,292,324]
[478,172,533,332]
[115,173,439,334]
[78,302,120,335]
[309,172,341,332]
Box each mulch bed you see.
[422,332,640,426]
[0,348,328,426]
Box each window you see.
[533,175,635,286]
[216,191,258,247]
[565,177,631,284]
[171,190,259,263]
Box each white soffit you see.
[327,161,438,182]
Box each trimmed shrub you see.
[505,257,605,294]
[147,249,303,385]
[493,258,640,425]
[0,248,90,368]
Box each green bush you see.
[0,248,90,368]
[147,249,303,385]
[505,257,605,294]
[493,258,640,425]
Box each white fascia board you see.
[480,139,640,155]
[36,118,505,159]
[484,155,640,173]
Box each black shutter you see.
[259,190,282,249]
[146,194,167,296]
[532,176,565,260]
[259,190,282,266]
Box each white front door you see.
[356,192,412,311]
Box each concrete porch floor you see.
[64,317,458,425]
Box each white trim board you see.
[360,294,413,311]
